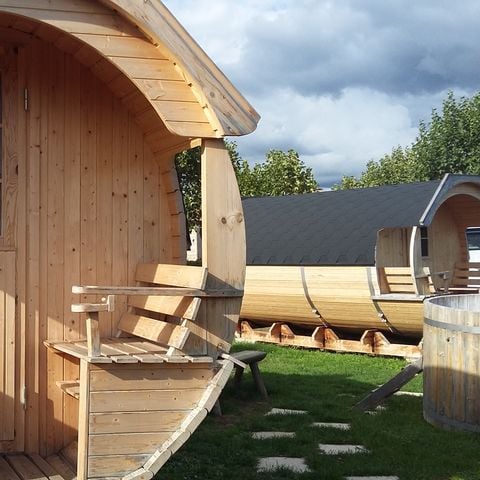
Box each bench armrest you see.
[72,285,243,297]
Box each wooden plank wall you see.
[0,251,15,442]
[15,39,179,456]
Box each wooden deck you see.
[0,453,75,480]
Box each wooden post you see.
[188,139,245,357]
[86,312,100,358]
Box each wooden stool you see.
[213,350,268,415]
[232,350,268,398]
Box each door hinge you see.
[21,385,27,410]
[24,88,28,112]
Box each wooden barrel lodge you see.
[424,294,480,432]
[0,1,259,479]
[240,175,480,356]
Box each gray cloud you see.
[164,0,480,186]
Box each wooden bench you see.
[376,266,447,298]
[448,262,480,293]
[45,263,218,363]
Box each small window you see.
[420,227,429,257]
[466,228,480,251]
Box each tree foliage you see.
[175,141,318,229]
[335,91,480,189]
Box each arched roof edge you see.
[100,0,260,137]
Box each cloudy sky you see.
[164,0,480,187]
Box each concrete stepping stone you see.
[252,431,296,439]
[265,408,307,416]
[345,477,399,480]
[311,422,351,430]
[319,444,369,455]
[257,457,310,473]
[394,390,422,397]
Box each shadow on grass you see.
[158,345,480,480]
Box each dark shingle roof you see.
[243,180,444,266]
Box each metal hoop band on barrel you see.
[424,317,480,334]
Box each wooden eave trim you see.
[100,0,260,137]
[0,0,217,139]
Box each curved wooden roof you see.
[0,0,259,139]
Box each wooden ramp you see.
[0,453,75,480]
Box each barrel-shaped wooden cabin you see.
[0,2,258,479]
[240,175,480,356]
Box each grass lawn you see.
[157,342,480,480]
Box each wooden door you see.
[0,46,21,449]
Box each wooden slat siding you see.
[90,367,214,391]
[128,121,144,286]
[90,389,204,413]
[111,96,129,332]
[88,454,150,478]
[128,295,201,320]
[96,81,113,338]
[0,256,5,439]
[136,264,207,289]
[160,163,187,261]
[0,252,15,441]
[23,40,41,452]
[89,432,171,456]
[2,50,17,248]
[63,52,81,448]
[143,147,159,263]
[117,314,189,349]
[383,267,412,275]
[90,411,188,435]
[16,42,28,455]
[46,44,66,455]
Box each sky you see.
[164,0,480,187]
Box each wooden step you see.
[46,454,76,480]
[0,453,68,480]
[56,380,80,399]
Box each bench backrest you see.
[379,267,416,294]
[377,266,435,295]
[117,263,207,353]
[452,262,480,288]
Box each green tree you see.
[335,91,480,189]
[175,142,318,229]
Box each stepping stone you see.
[319,444,369,455]
[394,390,422,397]
[257,457,310,473]
[345,477,399,480]
[252,431,296,439]
[311,422,351,430]
[265,408,307,416]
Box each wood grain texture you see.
[100,0,260,136]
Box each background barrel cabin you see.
[0,1,259,479]
[240,174,480,357]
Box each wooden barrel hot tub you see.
[423,294,480,432]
